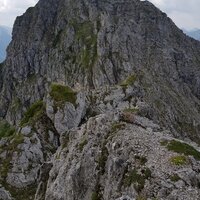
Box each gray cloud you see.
[148,0,200,30]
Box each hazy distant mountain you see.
[184,29,200,41]
[0,26,11,62]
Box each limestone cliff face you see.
[1,0,200,199]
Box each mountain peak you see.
[1,0,200,199]
[2,0,200,141]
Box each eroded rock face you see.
[46,91,88,134]
[6,133,44,188]
[35,162,53,200]
[44,113,200,200]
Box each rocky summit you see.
[1,0,200,199]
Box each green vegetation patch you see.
[77,22,98,70]
[120,74,137,87]
[78,138,88,152]
[160,139,168,146]
[136,196,147,200]
[0,121,15,139]
[20,100,45,126]
[110,122,126,134]
[50,83,77,107]
[170,174,181,182]
[11,98,22,112]
[91,192,98,200]
[26,74,37,84]
[61,134,70,149]
[170,155,187,166]
[123,107,139,114]
[68,20,99,86]
[10,134,24,149]
[175,120,198,141]
[0,157,12,179]
[124,168,151,192]
[135,155,148,166]
[165,140,200,160]
[2,181,37,200]
[53,29,63,47]
[91,183,102,200]
[91,192,101,200]
[76,22,96,44]
[71,20,98,69]
[97,141,109,175]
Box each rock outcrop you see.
[45,113,200,200]
[1,0,200,199]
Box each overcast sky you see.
[0,0,199,30]
[0,0,38,27]
[148,0,200,30]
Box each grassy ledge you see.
[50,83,77,107]
[161,139,200,160]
